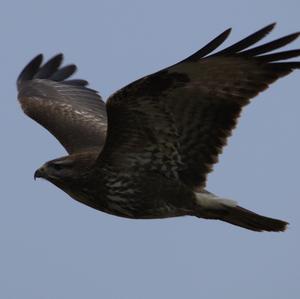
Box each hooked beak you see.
[34,168,44,180]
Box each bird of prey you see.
[17,24,300,232]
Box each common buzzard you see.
[17,24,300,231]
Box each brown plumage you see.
[18,24,300,232]
[18,53,107,154]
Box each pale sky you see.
[1,1,299,298]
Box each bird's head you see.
[34,157,77,183]
[34,151,98,185]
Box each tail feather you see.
[219,206,288,232]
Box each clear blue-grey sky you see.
[1,1,299,298]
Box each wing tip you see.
[221,27,232,40]
[183,27,232,62]
[259,22,277,35]
[34,53,44,62]
[265,22,277,31]
[290,31,300,40]
[210,22,299,60]
[17,53,87,88]
[223,27,232,35]
[17,53,44,88]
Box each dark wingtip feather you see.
[185,28,232,62]
[213,23,276,56]
[50,64,77,81]
[242,32,300,56]
[257,49,300,63]
[17,54,43,89]
[201,23,300,74]
[265,22,277,31]
[17,53,93,88]
[33,53,64,79]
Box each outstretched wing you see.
[17,54,107,154]
[97,24,300,190]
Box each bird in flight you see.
[17,24,300,232]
